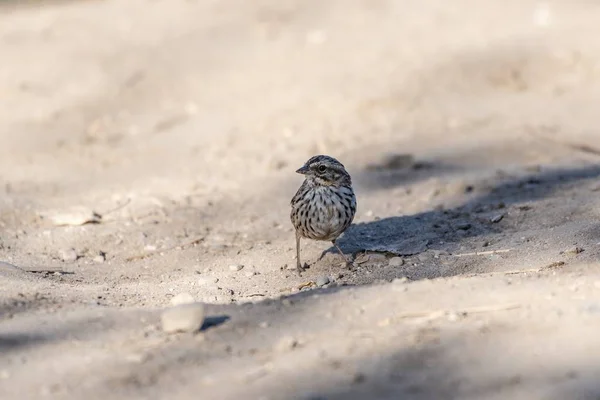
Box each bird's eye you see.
[317,165,327,173]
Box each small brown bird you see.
[290,155,357,274]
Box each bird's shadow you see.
[323,163,600,275]
[200,315,230,331]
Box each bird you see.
[290,155,357,274]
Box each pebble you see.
[170,292,196,306]
[161,303,205,334]
[563,246,584,255]
[93,252,106,263]
[274,336,298,352]
[417,253,430,262]
[198,277,219,285]
[388,257,404,267]
[245,271,257,278]
[59,248,78,263]
[47,208,101,226]
[490,214,504,223]
[229,264,244,272]
[316,276,330,287]
[447,312,461,322]
[456,223,471,231]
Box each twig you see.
[177,236,205,249]
[453,249,512,257]
[298,281,316,290]
[126,253,150,262]
[543,261,566,269]
[99,198,132,217]
[126,236,204,262]
[459,303,521,314]
[501,268,544,275]
[465,261,566,277]
[394,303,521,320]
[468,268,542,276]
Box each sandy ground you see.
[3,0,600,398]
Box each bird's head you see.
[296,155,352,187]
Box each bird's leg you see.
[332,240,353,268]
[296,232,304,276]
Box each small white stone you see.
[46,208,101,226]
[564,246,583,255]
[389,257,404,267]
[229,264,244,272]
[490,214,504,223]
[316,276,330,287]
[59,248,78,263]
[93,253,106,263]
[447,312,460,322]
[393,277,409,284]
[170,292,196,306]
[198,277,218,285]
[161,303,205,334]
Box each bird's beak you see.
[296,165,309,175]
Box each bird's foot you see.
[342,260,356,271]
[296,262,308,277]
[340,254,356,270]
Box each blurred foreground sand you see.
[2,1,600,399]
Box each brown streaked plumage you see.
[290,155,357,274]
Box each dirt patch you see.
[2,0,600,399]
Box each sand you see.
[2,0,600,399]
